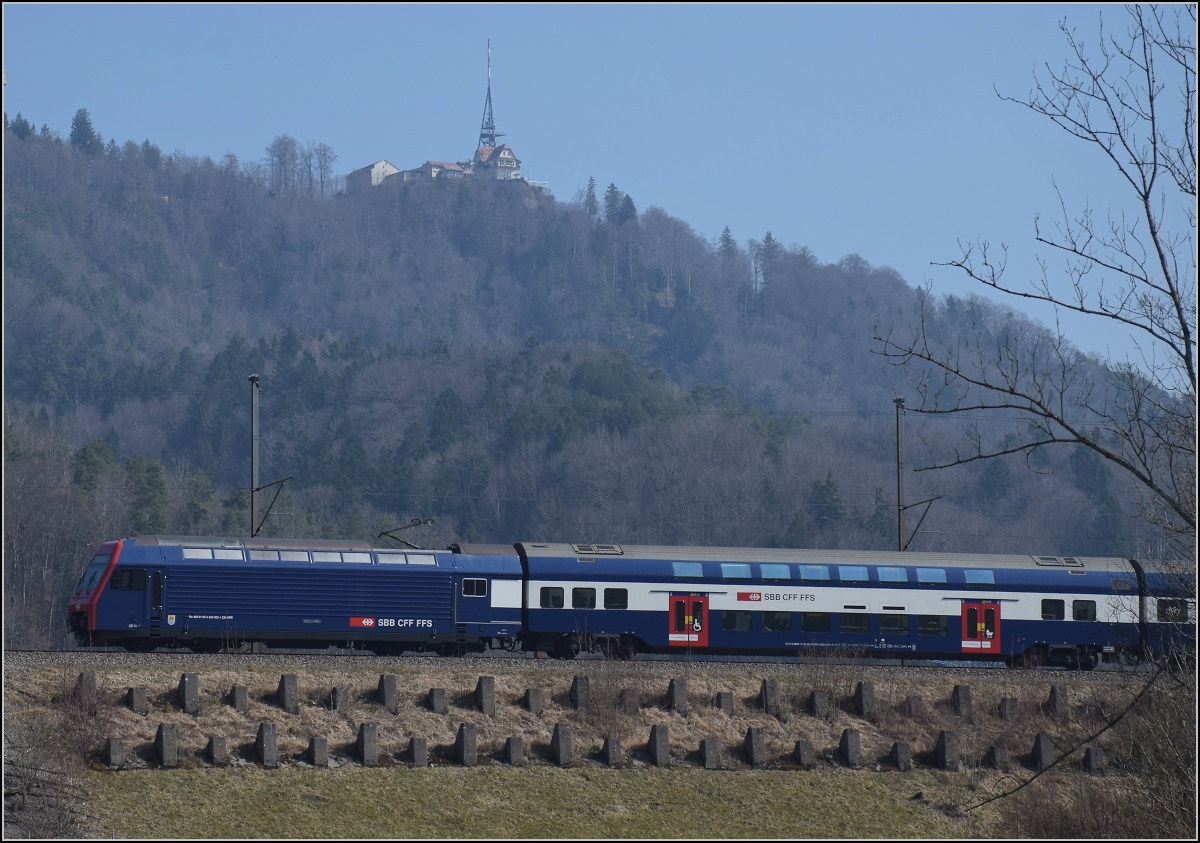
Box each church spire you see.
[477,39,505,149]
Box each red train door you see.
[961,601,1000,655]
[668,594,709,648]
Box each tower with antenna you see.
[477,39,505,150]
[471,41,522,180]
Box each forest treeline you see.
[3,110,1140,647]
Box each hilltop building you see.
[349,43,542,192]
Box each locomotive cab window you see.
[1072,600,1096,621]
[77,553,112,590]
[462,578,487,597]
[603,588,628,610]
[1041,599,1065,620]
[763,611,792,632]
[111,569,147,590]
[572,587,597,609]
[722,611,752,631]
[540,587,564,609]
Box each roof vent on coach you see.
[572,544,624,556]
[1035,556,1085,567]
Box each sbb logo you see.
[350,617,376,627]
[737,592,762,602]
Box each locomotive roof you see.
[129,535,378,552]
[516,542,1133,573]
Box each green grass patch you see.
[84,765,991,838]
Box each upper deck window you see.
[838,566,869,583]
[407,554,437,566]
[721,563,752,580]
[916,568,947,585]
[377,553,408,564]
[673,561,704,579]
[878,567,908,584]
[761,564,791,581]
[965,570,995,586]
[800,565,831,582]
[312,552,342,563]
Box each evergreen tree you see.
[584,176,599,218]
[74,439,117,498]
[8,112,35,140]
[808,470,845,531]
[616,193,638,226]
[125,453,167,534]
[603,182,622,222]
[775,508,815,548]
[718,226,738,259]
[69,108,103,156]
[863,486,893,549]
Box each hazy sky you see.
[3,4,1177,361]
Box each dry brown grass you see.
[4,655,1192,837]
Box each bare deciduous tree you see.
[876,5,1196,561]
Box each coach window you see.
[1041,599,1065,620]
[800,612,831,633]
[343,552,372,564]
[407,554,437,565]
[1158,599,1189,622]
[918,615,948,636]
[183,548,213,559]
[213,549,244,561]
[721,563,752,580]
[249,551,279,561]
[540,587,564,609]
[840,613,870,634]
[761,564,791,581]
[573,587,597,609]
[722,611,752,631]
[112,569,147,590]
[838,566,869,583]
[878,567,908,584]
[916,568,947,585]
[312,552,342,563]
[462,578,487,597]
[279,550,309,562]
[800,565,830,583]
[673,561,704,579]
[1072,600,1096,621]
[879,614,909,635]
[965,570,995,587]
[763,611,792,632]
[376,553,407,564]
[603,588,628,610]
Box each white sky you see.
[4,3,1187,362]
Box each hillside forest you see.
[3,110,1144,648]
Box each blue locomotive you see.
[68,536,1193,668]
